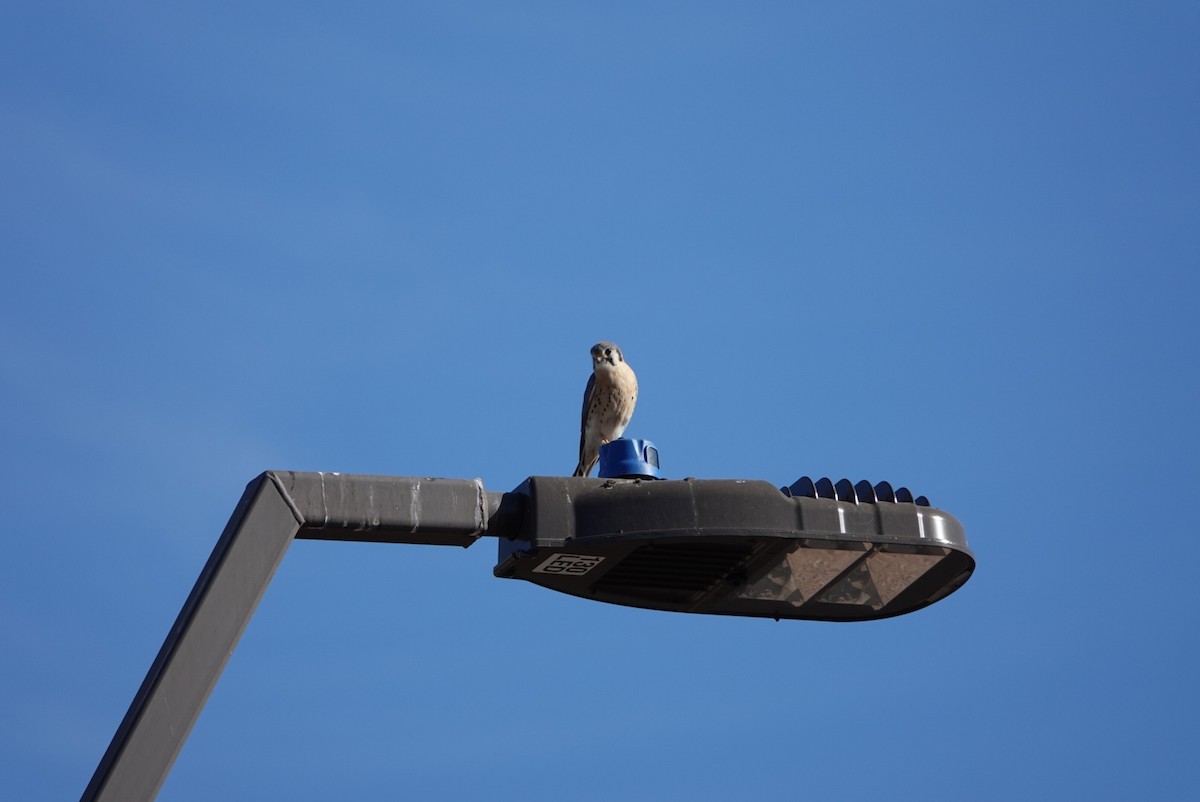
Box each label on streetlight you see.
[533,553,605,576]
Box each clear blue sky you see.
[3,2,1198,800]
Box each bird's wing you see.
[578,372,596,461]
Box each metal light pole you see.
[82,452,973,801]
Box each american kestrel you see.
[573,341,638,477]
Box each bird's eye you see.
[605,349,612,357]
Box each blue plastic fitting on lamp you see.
[597,438,661,479]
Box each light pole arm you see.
[81,470,973,800]
[82,471,517,802]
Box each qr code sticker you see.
[532,553,605,576]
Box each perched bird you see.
[573,341,639,477]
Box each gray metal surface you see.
[82,471,508,802]
[81,475,300,802]
[83,470,972,799]
[494,477,974,621]
[276,471,495,546]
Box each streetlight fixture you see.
[81,442,973,801]
[495,474,972,622]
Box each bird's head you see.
[591,341,624,369]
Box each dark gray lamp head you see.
[495,476,973,622]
